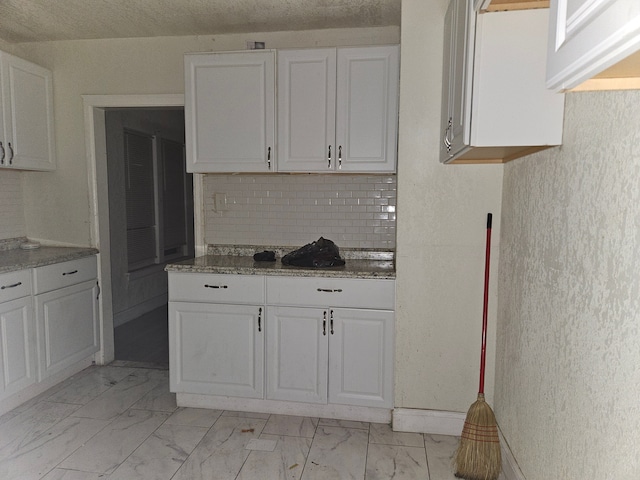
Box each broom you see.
[454,213,501,480]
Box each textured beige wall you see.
[395,0,503,411]
[16,26,399,246]
[497,90,640,479]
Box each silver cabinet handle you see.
[328,145,332,169]
[267,146,271,170]
[323,311,327,336]
[338,145,342,169]
[1,281,22,290]
[330,309,334,335]
[316,288,342,293]
[62,270,78,276]
[8,142,13,164]
[258,307,262,332]
[0,142,4,164]
[204,284,228,289]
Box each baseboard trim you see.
[392,408,526,480]
[0,356,94,417]
[177,393,392,424]
[392,407,466,436]
[113,294,167,328]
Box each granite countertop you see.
[0,238,98,274]
[166,245,396,280]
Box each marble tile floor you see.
[0,364,463,480]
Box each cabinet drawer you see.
[266,276,395,310]
[0,270,32,303]
[169,273,264,304]
[32,256,97,294]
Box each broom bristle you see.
[454,393,501,480]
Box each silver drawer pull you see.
[317,288,343,293]
[62,270,78,276]
[204,284,228,289]
[1,281,22,290]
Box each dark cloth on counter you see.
[281,237,345,268]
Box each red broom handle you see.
[479,213,492,395]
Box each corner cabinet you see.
[0,52,56,171]
[32,256,100,381]
[546,0,640,91]
[277,46,399,173]
[440,3,565,164]
[184,51,275,173]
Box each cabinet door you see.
[34,280,100,381]
[266,306,328,404]
[0,296,36,400]
[277,49,336,172]
[169,302,264,398]
[328,308,393,408]
[184,51,275,173]
[547,0,640,90]
[440,0,474,163]
[336,46,399,172]
[0,52,55,171]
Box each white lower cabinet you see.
[34,280,100,381]
[267,305,394,408]
[168,272,265,398]
[169,302,264,398]
[0,255,98,411]
[168,271,395,414]
[328,308,394,408]
[0,269,36,401]
[266,306,328,404]
[32,256,100,381]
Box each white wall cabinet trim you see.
[546,0,640,91]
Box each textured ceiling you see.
[0,0,401,44]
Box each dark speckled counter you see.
[166,245,395,279]
[0,243,98,274]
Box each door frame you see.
[82,94,205,364]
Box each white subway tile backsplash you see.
[203,174,396,249]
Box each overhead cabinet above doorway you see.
[184,46,400,174]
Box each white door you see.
[34,280,100,381]
[328,308,394,408]
[169,302,264,398]
[1,52,55,170]
[546,0,640,90]
[266,306,328,404]
[184,51,275,172]
[0,296,36,400]
[335,46,399,172]
[277,48,336,172]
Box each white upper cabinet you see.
[546,0,640,91]
[277,48,337,172]
[0,52,56,171]
[440,1,565,164]
[184,51,275,173]
[277,46,399,173]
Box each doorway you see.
[104,108,193,366]
[83,94,204,366]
